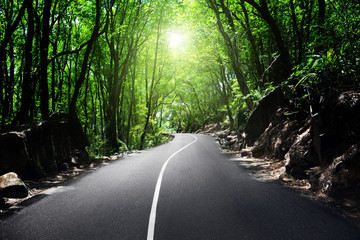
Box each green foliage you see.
[143,127,174,149]
[117,139,129,152]
[87,135,114,158]
[1,0,359,155]
[292,55,322,88]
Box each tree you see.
[69,0,103,114]
[15,0,36,124]
[39,0,52,119]
[0,0,359,154]
[207,0,254,110]
[243,0,292,81]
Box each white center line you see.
[147,135,198,240]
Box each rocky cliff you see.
[245,89,360,199]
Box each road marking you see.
[147,135,198,240]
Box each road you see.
[1,134,360,239]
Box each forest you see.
[1,0,359,157]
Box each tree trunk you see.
[208,0,254,110]
[0,0,28,123]
[289,0,303,64]
[105,32,120,150]
[1,38,15,127]
[0,0,29,81]
[244,0,292,80]
[51,40,57,111]
[239,1,264,85]
[39,0,52,120]
[219,59,235,128]
[315,0,326,52]
[126,59,137,147]
[83,69,90,134]
[69,0,101,114]
[317,0,325,27]
[16,0,36,124]
[140,14,163,149]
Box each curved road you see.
[1,134,360,239]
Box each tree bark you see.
[207,0,254,110]
[39,0,52,119]
[16,0,36,124]
[69,0,101,114]
[126,58,137,146]
[218,59,234,128]
[104,0,133,150]
[290,0,303,64]
[140,13,162,149]
[1,0,30,125]
[239,0,264,85]
[315,0,326,52]
[0,0,29,63]
[1,41,15,127]
[51,40,57,111]
[317,0,325,27]
[244,0,292,80]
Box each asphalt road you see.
[1,134,360,240]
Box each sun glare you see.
[168,32,184,48]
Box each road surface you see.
[1,134,360,239]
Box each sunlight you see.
[168,32,185,48]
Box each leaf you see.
[242,102,247,110]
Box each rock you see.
[101,156,111,161]
[240,150,250,157]
[59,163,69,172]
[234,142,243,151]
[252,145,265,158]
[280,173,293,183]
[244,87,285,145]
[0,172,28,198]
[0,132,38,177]
[24,121,58,176]
[225,136,237,147]
[254,111,308,160]
[0,114,90,178]
[219,138,227,146]
[217,129,230,139]
[285,127,320,179]
[72,148,90,165]
[306,166,322,191]
[319,142,360,197]
[226,135,237,144]
[318,91,360,165]
[0,196,5,208]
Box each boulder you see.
[244,87,285,145]
[0,172,28,198]
[240,149,250,157]
[59,163,70,172]
[319,91,360,165]
[0,114,89,178]
[251,145,265,158]
[24,121,59,176]
[250,108,309,160]
[217,129,230,139]
[319,142,360,197]
[312,91,360,197]
[285,128,319,179]
[0,132,41,177]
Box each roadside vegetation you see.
[1,0,359,156]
